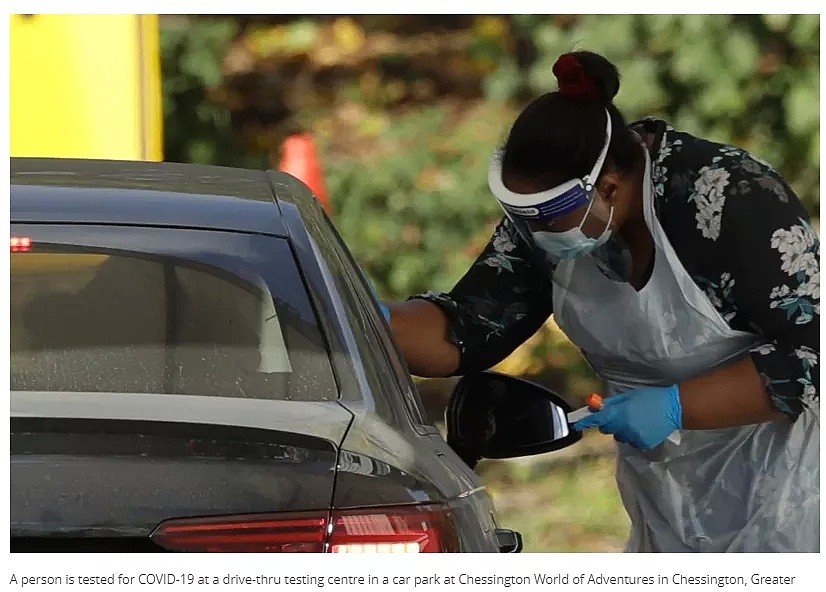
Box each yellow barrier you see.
[10,14,162,161]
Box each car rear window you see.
[10,226,337,402]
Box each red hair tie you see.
[553,54,601,101]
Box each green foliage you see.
[160,17,268,168]
[479,452,630,552]
[322,103,509,299]
[160,15,818,391]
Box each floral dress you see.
[413,118,819,420]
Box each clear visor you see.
[520,190,613,236]
[503,192,626,271]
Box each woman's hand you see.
[573,385,682,450]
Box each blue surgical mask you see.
[532,204,614,261]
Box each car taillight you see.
[150,511,328,553]
[329,505,458,553]
[10,237,32,252]
[150,504,458,553]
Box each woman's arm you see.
[386,298,460,377]
[679,356,783,429]
[393,217,554,377]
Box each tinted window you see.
[10,226,336,402]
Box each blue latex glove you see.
[572,384,682,450]
[378,302,391,322]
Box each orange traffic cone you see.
[278,133,331,213]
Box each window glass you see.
[10,232,336,402]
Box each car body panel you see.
[11,416,343,537]
[11,158,290,236]
[11,391,352,446]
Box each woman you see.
[383,51,819,552]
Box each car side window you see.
[317,213,432,430]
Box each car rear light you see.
[10,237,32,252]
[151,504,459,553]
[150,512,327,553]
[329,505,458,553]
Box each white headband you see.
[488,109,612,220]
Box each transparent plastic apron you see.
[552,150,820,552]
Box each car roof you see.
[10,157,300,236]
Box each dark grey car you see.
[10,158,579,553]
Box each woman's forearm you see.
[679,356,785,430]
[387,299,461,378]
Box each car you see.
[10,157,580,553]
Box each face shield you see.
[488,109,630,279]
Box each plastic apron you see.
[552,149,820,552]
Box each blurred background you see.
[11,14,820,551]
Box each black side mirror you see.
[445,371,582,468]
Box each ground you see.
[478,432,630,552]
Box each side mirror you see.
[445,371,582,468]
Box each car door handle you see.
[495,528,523,553]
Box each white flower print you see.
[694,166,730,201]
[770,285,791,298]
[652,166,668,199]
[753,343,776,355]
[479,220,523,273]
[720,272,734,288]
[695,206,722,240]
[690,166,730,240]
[795,347,818,364]
[793,347,819,407]
[768,221,819,324]
[651,137,679,200]
[799,253,819,277]
[719,145,742,158]
[796,273,819,300]
[771,223,818,275]
[482,255,513,272]
[492,229,516,253]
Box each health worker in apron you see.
[385,51,819,552]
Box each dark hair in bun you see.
[554,51,621,102]
[501,51,638,189]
